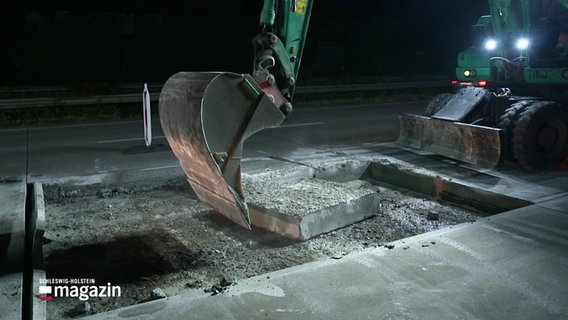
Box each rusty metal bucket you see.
[159,72,286,229]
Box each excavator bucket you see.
[159,72,286,229]
[397,113,504,168]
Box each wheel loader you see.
[398,0,568,171]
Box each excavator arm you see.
[159,0,313,229]
[253,0,313,110]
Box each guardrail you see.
[0,94,154,109]
[0,81,449,109]
[296,81,448,93]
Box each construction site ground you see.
[1,105,567,319]
[41,160,481,319]
[33,145,568,319]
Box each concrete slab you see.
[243,160,378,240]
[33,269,47,320]
[0,180,47,320]
[0,181,26,273]
[0,181,26,319]
[338,143,568,204]
[81,198,568,320]
[247,180,379,240]
[0,273,24,319]
[366,157,532,214]
[32,183,47,320]
[534,193,568,214]
[36,165,185,187]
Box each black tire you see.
[512,101,568,170]
[425,93,453,116]
[496,100,533,162]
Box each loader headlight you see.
[516,38,529,50]
[484,39,497,50]
[463,69,477,77]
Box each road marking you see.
[97,135,165,144]
[296,100,430,111]
[271,121,323,129]
[19,118,163,131]
[141,164,180,171]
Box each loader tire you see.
[512,101,568,170]
[496,100,533,162]
[425,93,453,116]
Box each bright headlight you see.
[484,39,497,50]
[463,69,477,77]
[516,38,529,50]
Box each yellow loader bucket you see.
[159,72,286,229]
[397,113,504,168]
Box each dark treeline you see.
[0,1,488,86]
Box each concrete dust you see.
[244,175,377,216]
[42,175,479,319]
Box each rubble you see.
[42,175,479,319]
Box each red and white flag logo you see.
[38,286,52,301]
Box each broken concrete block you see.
[244,171,379,240]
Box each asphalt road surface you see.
[0,100,426,181]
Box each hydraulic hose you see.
[260,0,277,26]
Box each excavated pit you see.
[40,156,531,319]
[242,157,530,240]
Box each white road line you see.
[22,118,163,131]
[271,121,323,129]
[96,122,318,143]
[97,135,165,144]
[141,164,180,171]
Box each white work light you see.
[463,69,477,77]
[484,39,497,50]
[516,38,529,50]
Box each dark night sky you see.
[0,0,489,86]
